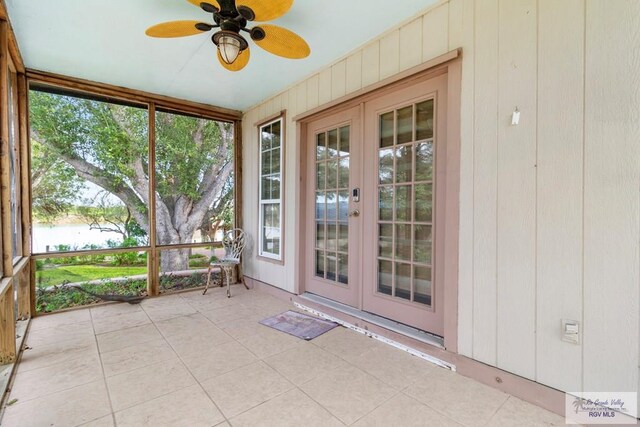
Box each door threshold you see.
[298,293,445,350]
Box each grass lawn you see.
[36,265,147,288]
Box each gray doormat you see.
[259,310,339,340]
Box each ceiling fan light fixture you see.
[212,30,248,65]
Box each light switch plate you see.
[561,319,580,344]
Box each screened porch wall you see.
[242,0,640,400]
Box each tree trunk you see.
[160,248,190,274]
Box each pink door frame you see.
[295,51,461,351]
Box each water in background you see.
[32,224,125,253]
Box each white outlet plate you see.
[561,319,580,344]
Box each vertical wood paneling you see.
[399,18,423,71]
[425,2,450,61]
[287,87,297,118]
[345,51,362,94]
[361,41,380,87]
[471,0,499,365]
[331,60,346,100]
[583,0,640,392]
[496,0,537,380]
[536,0,584,392]
[379,30,400,80]
[296,82,307,113]
[318,68,332,105]
[448,0,474,357]
[306,74,319,110]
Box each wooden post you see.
[0,20,13,278]
[147,103,158,296]
[233,119,244,283]
[17,74,31,318]
[0,280,15,364]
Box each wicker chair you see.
[203,228,248,298]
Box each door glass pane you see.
[380,112,394,148]
[416,99,434,140]
[261,149,272,175]
[338,254,348,285]
[414,266,432,305]
[415,142,433,181]
[395,263,411,300]
[315,191,325,219]
[326,159,338,189]
[316,223,325,249]
[338,190,349,222]
[261,177,271,200]
[378,260,393,295]
[317,133,326,160]
[379,187,393,221]
[395,224,411,261]
[414,225,432,265]
[338,157,349,188]
[326,254,337,281]
[326,191,337,220]
[338,223,348,252]
[316,162,326,190]
[396,106,413,145]
[395,145,413,183]
[415,183,433,222]
[339,126,350,155]
[327,129,338,158]
[395,185,412,222]
[379,148,394,185]
[326,223,337,251]
[378,223,393,259]
[316,251,325,278]
[375,100,436,307]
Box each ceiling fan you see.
[145,0,310,72]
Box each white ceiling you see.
[6,0,437,111]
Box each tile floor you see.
[1,285,565,426]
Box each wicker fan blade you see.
[145,21,208,38]
[186,0,220,11]
[218,47,250,72]
[252,25,310,59]
[236,0,293,21]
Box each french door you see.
[305,106,361,307]
[304,73,447,336]
[362,74,447,335]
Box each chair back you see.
[222,228,246,262]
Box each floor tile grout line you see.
[150,311,233,427]
[292,385,349,426]
[399,386,488,426]
[88,307,118,427]
[346,388,403,426]
[482,394,512,426]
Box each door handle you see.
[349,209,360,217]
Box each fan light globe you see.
[218,34,241,64]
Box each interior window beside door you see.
[258,117,284,261]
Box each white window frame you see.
[258,116,284,261]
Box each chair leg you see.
[203,265,212,295]
[219,268,225,287]
[225,267,231,298]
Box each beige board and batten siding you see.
[241,0,640,397]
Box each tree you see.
[29,91,234,272]
[31,139,85,223]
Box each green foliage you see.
[36,264,147,288]
[36,279,148,313]
[188,254,209,268]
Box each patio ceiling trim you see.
[26,69,242,122]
